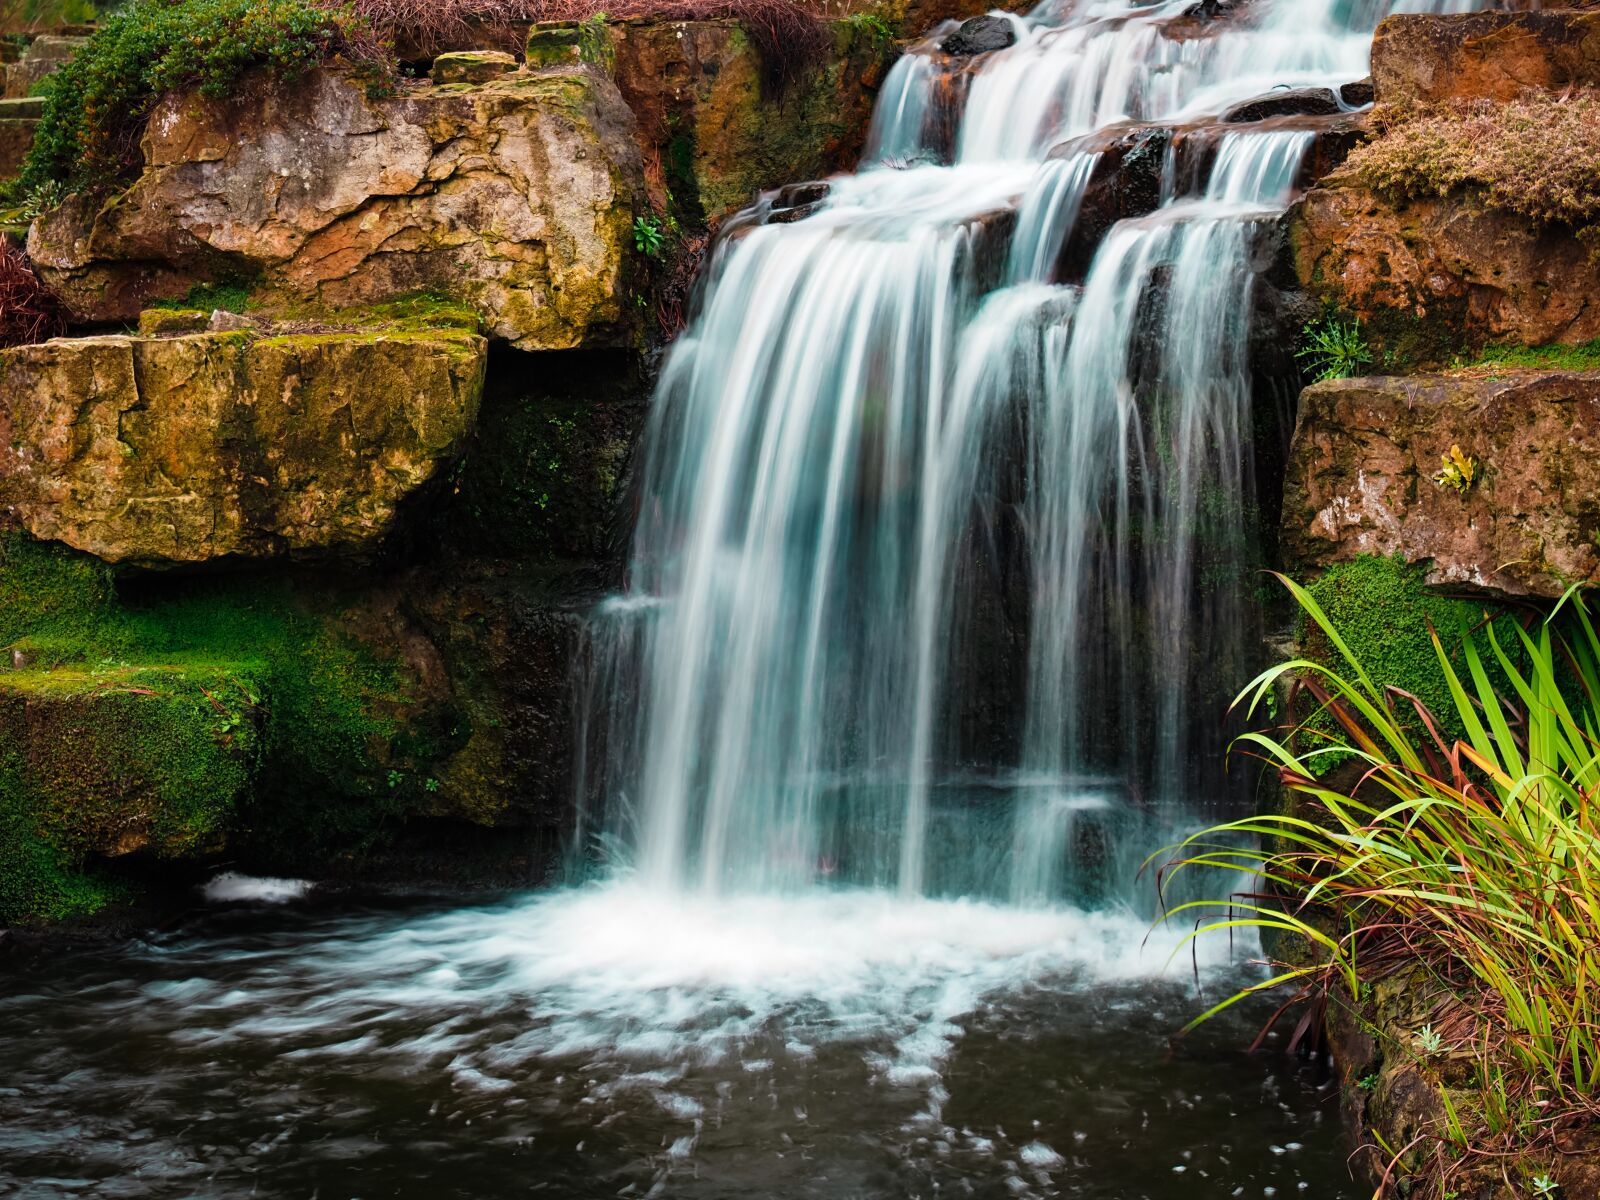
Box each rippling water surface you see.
[2,883,1351,1200]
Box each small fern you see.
[1297,314,1373,383]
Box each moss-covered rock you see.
[0,325,486,566]
[27,65,647,350]
[430,49,516,85]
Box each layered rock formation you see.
[1290,8,1600,356]
[1284,370,1600,600]
[0,325,486,566]
[29,66,646,349]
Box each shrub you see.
[1346,92,1600,228]
[0,240,68,347]
[22,0,383,193]
[1161,576,1600,1166]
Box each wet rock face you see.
[606,18,889,225]
[27,67,646,350]
[1283,371,1600,600]
[1221,86,1340,124]
[1372,10,1600,105]
[0,328,486,567]
[941,15,1015,56]
[1291,183,1600,349]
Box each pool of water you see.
[0,881,1354,1200]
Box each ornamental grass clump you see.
[1346,92,1600,228]
[0,241,68,347]
[22,0,384,193]
[1160,575,1600,1155]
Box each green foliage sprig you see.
[1297,313,1372,383]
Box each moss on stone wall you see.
[0,531,435,923]
[1301,554,1522,751]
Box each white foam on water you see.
[200,872,312,904]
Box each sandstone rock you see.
[0,115,34,180]
[28,67,646,350]
[430,50,517,85]
[1221,86,1340,123]
[137,308,212,336]
[1283,371,1600,599]
[607,18,890,223]
[941,14,1016,56]
[1291,182,1600,349]
[1373,10,1600,105]
[2,34,84,101]
[0,327,487,566]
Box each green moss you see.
[151,278,257,314]
[0,662,262,925]
[1301,554,1520,756]
[1463,339,1600,373]
[0,531,433,921]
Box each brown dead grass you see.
[340,0,830,93]
[0,240,68,348]
[1347,91,1600,227]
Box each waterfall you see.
[583,0,1482,905]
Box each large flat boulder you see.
[1283,371,1600,599]
[1372,10,1600,105]
[28,66,646,349]
[0,327,486,566]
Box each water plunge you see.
[582,0,1412,906]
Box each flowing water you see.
[5,0,1485,1195]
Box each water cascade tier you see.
[581,0,1478,903]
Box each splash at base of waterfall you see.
[0,883,1344,1199]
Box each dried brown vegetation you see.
[0,241,68,348]
[339,0,830,93]
[1346,90,1600,227]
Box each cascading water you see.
[1,4,1493,1197]
[582,0,1428,908]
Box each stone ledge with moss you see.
[0,320,487,567]
[0,661,261,927]
[27,64,646,349]
[1283,369,1600,600]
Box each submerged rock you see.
[28,67,646,350]
[0,327,487,566]
[1283,370,1600,599]
[941,15,1016,56]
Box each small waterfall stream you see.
[582,0,1427,907]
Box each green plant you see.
[1160,575,1600,1149]
[1416,1024,1445,1056]
[1358,1072,1379,1091]
[22,0,383,193]
[1530,1174,1558,1198]
[1297,314,1373,383]
[633,213,666,258]
[18,177,63,221]
[839,10,894,47]
[1432,444,1478,495]
[151,278,256,313]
